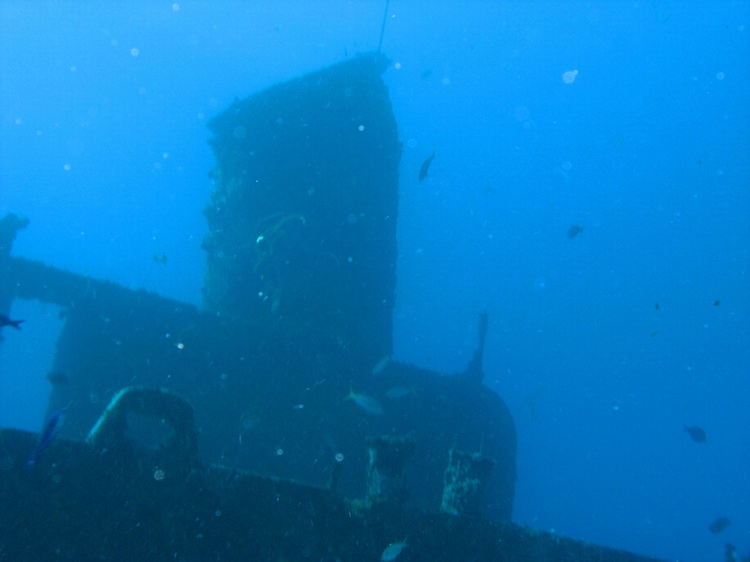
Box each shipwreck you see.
[0,53,664,561]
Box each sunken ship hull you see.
[0,54,664,561]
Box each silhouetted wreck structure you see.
[0,53,664,561]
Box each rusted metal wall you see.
[203,52,401,376]
[0,54,516,523]
[0,427,663,562]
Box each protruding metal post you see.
[440,448,494,516]
[365,434,415,507]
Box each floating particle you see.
[562,69,579,84]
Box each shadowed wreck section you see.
[197,51,516,520]
[0,52,516,521]
[0,53,667,560]
[203,52,401,375]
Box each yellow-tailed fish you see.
[381,540,407,561]
[345,387,384,415]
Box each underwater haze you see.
[1,2,749,561]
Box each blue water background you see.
[1,2,748,560]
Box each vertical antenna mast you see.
[377,0,390,52]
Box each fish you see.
[418,151,435,181]
[385,385,416,400]
[26,408,65,467]
[381,541,408,561]
[708,516,731,534]
[46,371,69,386]
[371,355,390,376]
[345,387,384,415]
[684,425,707,443]
[567,224,584,239]
[0,313,24,330]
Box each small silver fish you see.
[381,540,407,561]
[345,387,384,415]
[371,355,390,376]
[385,385,416,400]
[26,408,65,467]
